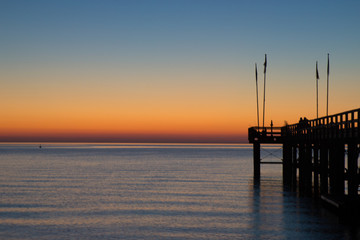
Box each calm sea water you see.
[0,143,359,240]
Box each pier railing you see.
[282,108,360,142]
[248,126,283,143]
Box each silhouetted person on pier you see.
[262,128,267,137]
[297,117,310,135]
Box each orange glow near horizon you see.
[1,66,359,143]
[1,68,359,143]
[0,124,248,143]
[0,67,256,143]
[0,75,250,143]
[0,112,249,143]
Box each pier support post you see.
[292,145,297,191]
[329,144,336,195]
[329,143,345,196]
[320,144,328,195]
[304,144,313,196]
[253,142,261,180]
[298,143,305,194]
[313,144,319,196]
[334,143,345,196]
[283,143,292,186]
[347,143,358,196]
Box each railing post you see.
[358,110,360,138]
[345,113,348,138]
[351,111,354,138]
[342,114,345,139]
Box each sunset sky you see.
[1,0,360,143]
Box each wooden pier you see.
[248,108,360,218]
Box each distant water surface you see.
[0,143,359,239]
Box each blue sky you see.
[2,1,360,67]
[1,0,360,142]
[3,1,359,62]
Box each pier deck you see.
[248,108,360,219]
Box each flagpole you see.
[262,54,267,129]
[316,61,319,118]
[255,63,260,130]
[326,53,329,116]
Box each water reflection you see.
[249,177,360,240]
[0,144,359,239]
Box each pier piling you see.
[253,142,260,181]
[348,143,359,196]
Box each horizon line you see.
[0,140,249,144]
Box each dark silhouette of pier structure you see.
[249,108,360,217]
